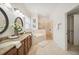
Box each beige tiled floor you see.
[28,40,79,55]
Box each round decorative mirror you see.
[15,17,23,27]
[0,7,9,34]
[14,17,23,35]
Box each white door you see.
[74,15,79,45]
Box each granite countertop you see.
[0,33,32,55]
[0,45,14,55]
[17,33,31,41]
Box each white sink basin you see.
[0,41,21,49]
[8,35,19,39]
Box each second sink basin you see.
[8,35,19,39]
[0,41,21,49]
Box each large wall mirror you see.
[0,7,9,34]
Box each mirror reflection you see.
[0,8,9,34]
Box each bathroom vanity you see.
[0,33,32,55]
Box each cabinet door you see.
[28,35,32,50]
[27,36,30,50]
[4,47,17,55]
[24,38,28,55]
[17,40,24,55]
[29,35,32,48]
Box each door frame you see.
[65,5,79,50]
[66,14,74,50]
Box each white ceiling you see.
[24,3,79,15]
[11,3,79,16]
[24,3,58,15]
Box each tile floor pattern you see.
[28,40,79,55]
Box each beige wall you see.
[38,15,53,39]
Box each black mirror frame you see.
[15,17,23,27]
[0,7,9,34]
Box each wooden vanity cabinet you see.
[17,35,32,55]
[30,35,32,48]
[24,37,28,55]
[24,35,32,54]
[17,40,24,55]
[4,47,17,55]
[3,35,32,55]
[27,36,30,50]
[27,35,32,51]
